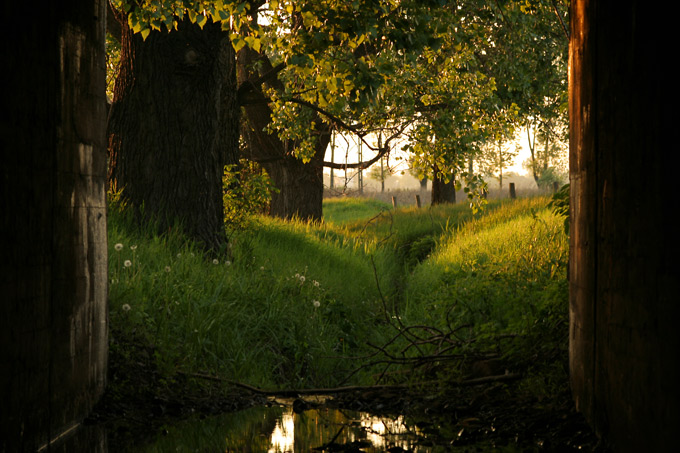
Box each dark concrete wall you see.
[568,1,678,450]
[0,0,108,451]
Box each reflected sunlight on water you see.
[268,410,295,452]
[135,396,434,452]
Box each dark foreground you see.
[85,338,608,452]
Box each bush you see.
[223,159,279,230]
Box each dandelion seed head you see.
[212,258,219,265]
[299,275,306,283]
[312,300,320,308]
[130,245,137,251]
[313,280,320,287]
[124,260,132,268]
[122,304,131,312]
[225,260,232,266]
[164,266,171,273]
[114,243,123,251]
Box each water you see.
[132,396,438,452]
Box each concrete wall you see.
[0,1,108,451]
[568,1,678,450]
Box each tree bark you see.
[569,1,678,450]
[237,47,330,221]
[108,14,238,250]
[1,0,108,450]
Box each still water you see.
[133,396,436,452]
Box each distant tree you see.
[367,156,393,192]
[523,122,568,188]
[477,137,520,189]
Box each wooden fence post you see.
[509,182,516,199]
[415,194,421,208]
[392,196,398,208]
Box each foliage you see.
[222,159,278,230]
[105,32,120,101]
[547,183,570,235]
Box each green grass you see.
[322,196,392,224]
[107,195,569,395]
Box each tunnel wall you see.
[0,1,108,451]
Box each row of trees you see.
[106,0,568,249]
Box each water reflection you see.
[268,409,294,452]
[133,396,434,452]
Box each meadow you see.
[107,193,569,400]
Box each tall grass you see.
[402,198,568,330]
[107,195,568,394]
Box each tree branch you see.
[550,0,570,41]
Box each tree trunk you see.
[237,47,330,221]
[108,15,238,250]
[569,1,678,450]
[431,167,456,205]
[1,1,108,450]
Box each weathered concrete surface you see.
[569,1,678,450]
[0,1,108,451]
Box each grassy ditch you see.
[106,195,569,400]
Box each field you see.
[106,194,568,392]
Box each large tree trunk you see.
[108,14,238,250]
[569,1,677,450]
[237,48,330,221]
[1,1,108,450]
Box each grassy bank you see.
[107,195,568,395]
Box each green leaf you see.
[231,35,247,52]
[244,36,261,53]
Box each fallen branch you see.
[177,371,522,397]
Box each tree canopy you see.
[110,0,568,220]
